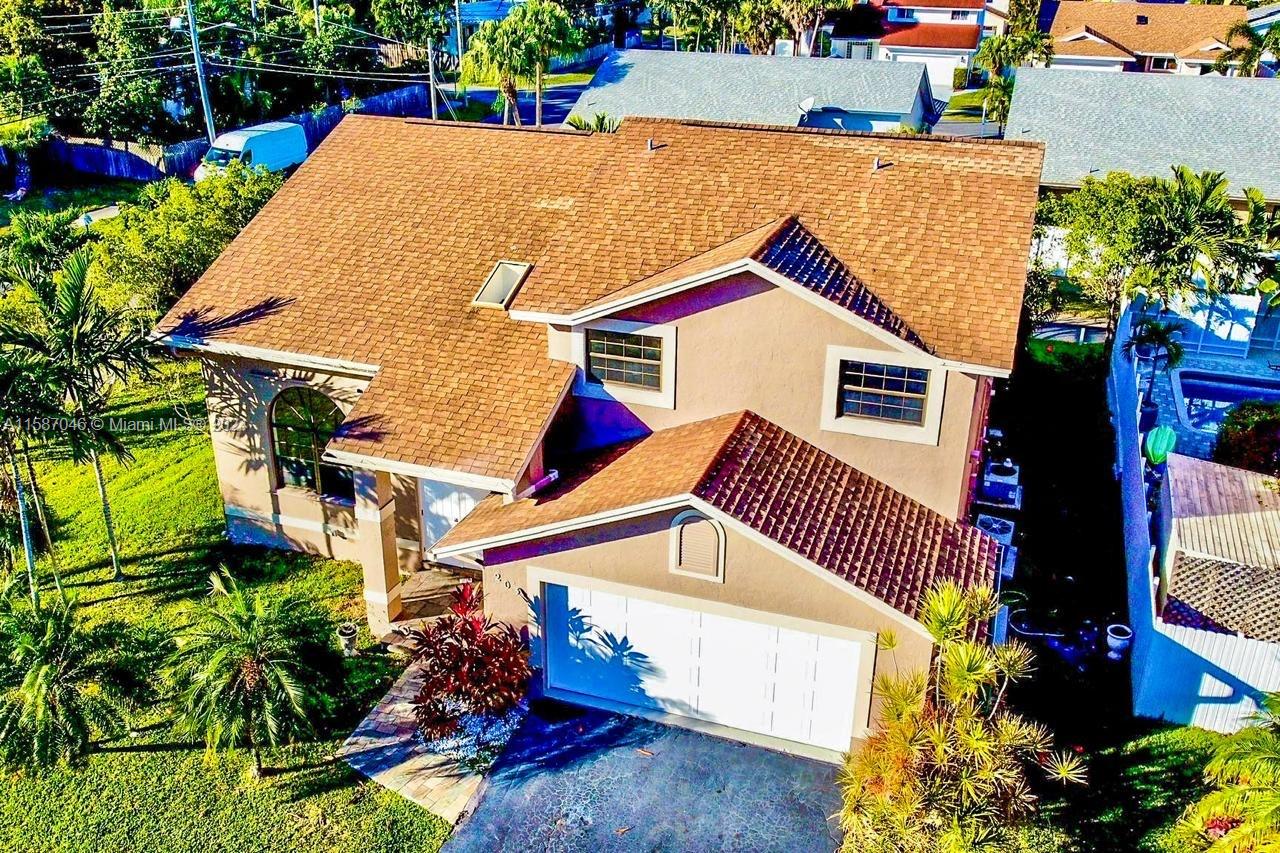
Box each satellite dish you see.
[798,96,817,114]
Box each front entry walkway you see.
[445,700,843,852]
[337,664,483,824]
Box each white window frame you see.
[667,509,726,583]
[571,318,677,410]
[820,344,946,446]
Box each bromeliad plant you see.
[838,581,1086,853]
[400,583,531,740]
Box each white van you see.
[194,121,307,180]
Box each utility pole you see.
[184,0,217,145]
[312,0,321,36]
[453,0,467,105]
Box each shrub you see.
[952,66,969,91]
[400,583,531,740]
[838,582,1086,851]
[1214,401,1280,476]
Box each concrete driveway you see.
[445,700,843,852]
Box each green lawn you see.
[7,365,450,852]
[942,89,986,123]
[0,179,145,230]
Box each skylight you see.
[472,261,532,310]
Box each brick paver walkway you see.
[338,664,482,824]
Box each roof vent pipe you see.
[517,469,560,500]
[647,137,655,151]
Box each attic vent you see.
[1136,14,1148,24]
[472,261,531,309]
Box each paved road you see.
[450,84,590,126]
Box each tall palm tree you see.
[0,353,62,606]
[168,573,315,776]
[1122,318,1185,401]
[0,247,153,582]
[976,30,1054,78]
[460,18,534,126]
[1213,22,1280,78]
[0,599,143,767]
[508,0,581,128]
[982,74,1016,130]
[1134,167,1258,306]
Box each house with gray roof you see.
[567,50,941,133]
[1005,67,1280,204]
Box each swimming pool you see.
[1177,371,1280,433]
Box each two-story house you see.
[156,116,1043,760]
[1044,1,1248,75]
[829,0,985,93]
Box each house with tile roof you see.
[566,50,942,133]
[156,114,1042,759]
[1043,0,1249,74]
[827,0,986,92]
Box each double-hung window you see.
[586,329,663,390]
[837,360,929,425]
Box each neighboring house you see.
[828,0,985,90]
[1043,0,1249,74]
[1005,68,1280,207]
[1252,2,1280,34]
[156,115,1043,759]
[1109,301,1280,731]
[566,50,941,133]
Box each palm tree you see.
[1122,318,1185,402]
[1177,693,1280,849]
[975,30,1053,78]
[566,112,620,133]
[0,599,144,767]
[508,0,581,128]
[1134,167,1258,306]
[982,74,1016,130]
[168,572,315,776]
[0,247,152,582]
[460,18,534,126]
[1213,22,1280,78]
[0,353,61,606]
[733,0,788,55]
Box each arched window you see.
[669,510,725,582]
[270,387,354,503]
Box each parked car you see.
[194,121,307,181]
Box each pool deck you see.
[1150,350,1280,460]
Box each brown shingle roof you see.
[1053,27,1135,60]
[159,116,1042,480]
[1168,453,1280,571]
[1048,1,1246,57]
[437,411,1001,619]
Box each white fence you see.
[1112,300,1280,733]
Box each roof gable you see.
[435,411,1001,620]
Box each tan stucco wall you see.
[563,273,985,519]
[482,508,934,744]
[198,354,421,571]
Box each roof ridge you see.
[621,116,1049,150]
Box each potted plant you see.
[1123,318,1185,430]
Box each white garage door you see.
[541,582,867,752]
[894,52,962,92]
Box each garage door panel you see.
[695,614,775,730]
[543,582,866,752]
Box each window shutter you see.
[678,518,720,577]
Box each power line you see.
[40,7,180,20]
[208,57,429,85]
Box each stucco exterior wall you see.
[481,508,935,743]
[198,353,421,572]
[560,274,985,519]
